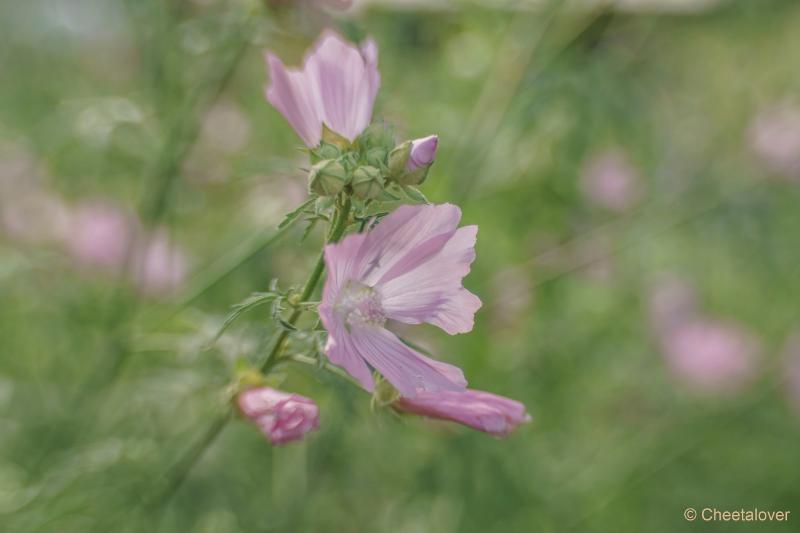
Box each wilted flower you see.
[265,30,380,147]
[319,203,481,397]
[65,202,136,270]
[394,389,531,437]
[660,318,760,393]
[580,148,641,212]
[237,387,320,445]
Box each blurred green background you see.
[2,0,800,531]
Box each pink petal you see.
[395,389,531,437]
[348,326,467,397]
[305,31,378,142]
[408,134,438,170]
[356,204,462,286]
[380,225,482,334]
[318,305,375,391]
[264,53,322,147]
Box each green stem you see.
[154,195,352,508]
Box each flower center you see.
[335,280,386,328]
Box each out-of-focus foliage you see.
[2,0,800,531]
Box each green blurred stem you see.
[155,195,352,508]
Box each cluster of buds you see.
[307,124,439,202]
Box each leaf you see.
[213,292,278,342]
[278,198,316,229]
[299,217,318,243]
[401,185,429,204]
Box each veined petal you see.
[304,30,380,142]
[380,225,482,334]
[356,204,462,286]
[264,30,380,146]
[320,312,375,391]
[394,389,531,437]
[347,326,466,397]
[264,53,322,147]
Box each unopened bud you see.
[309,159,348,196]
[388,135,438,186]
[351,165,384,200]
[312,142,341,161]
[366,146,388,167]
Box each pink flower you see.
[782,332,800,414]
[319,204,481,397]
[660,318,760,394]
[132,230,189,296]
[265,30,380,147]
[66,202,136,270]
[580,149,641,212]
[394,389,531,437]
[407,135,438,171]
[749,103,800,178]
[237,387,320,445]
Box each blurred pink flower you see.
[238,387,320,445]
[407,135,438,171]
[319,204,481,397]
[133,231,189,296]
[394,389,531,437]
[749,103,800,178]
[782,332,800,414]
[580,149,642,212]
[264,30,380,147]
[661,319,760,393]
[65,202,136,270]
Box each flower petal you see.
[380,225,482,334]
[356,203,462,286]
[347,326,467,397]
[304,30,380,142]
[264,53,322,147]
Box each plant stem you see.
[154,195,352,508]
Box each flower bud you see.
[365,146,388,168]
[311,141,341,161]
[309,159,348,196]
[351,165,384,200]
[237,387,320,445]
[407,135,438,171]
[388,134,438,186]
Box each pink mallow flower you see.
[132,230,189,296]
[661,319,760,394]
[319,204,482,397]
[66,202,136,270]
[580,149,641,212]
[407,135,438,171]
[237,387,320,445]
[782,332,800,414]
[394,389,531,437]
[265,30,380,147]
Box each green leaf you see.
[213,292,278,342]
[278,198,316,229]
[401,185,428,204]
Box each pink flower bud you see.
[237,387,320,445]
[407,134,438,171]
[394,389,531,437]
